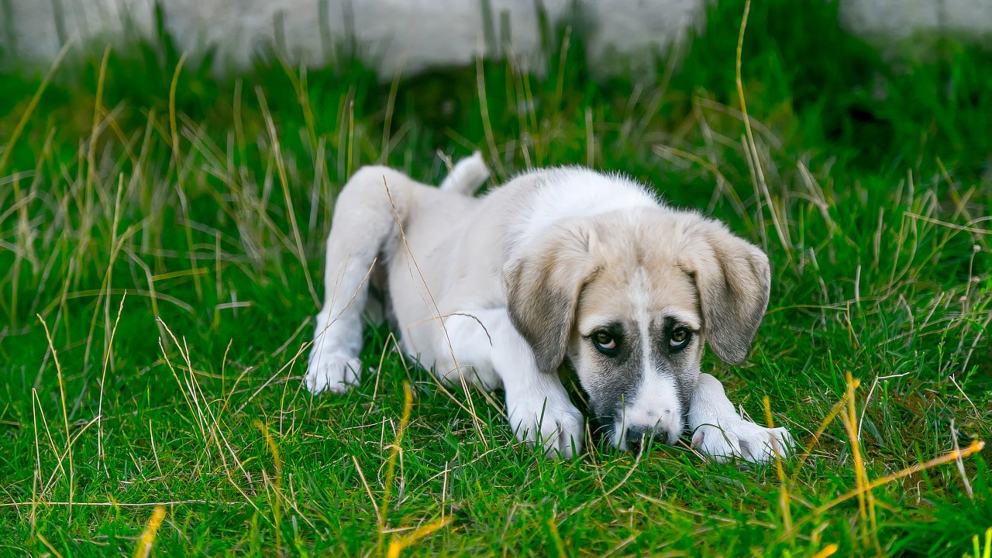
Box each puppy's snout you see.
[625,426,654,452]
[624,419,680,451]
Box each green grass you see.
[2,1,991,555]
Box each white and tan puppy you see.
[305,154,792,461]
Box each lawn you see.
[1,1,990,555]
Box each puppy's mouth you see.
[591,416,683,452]
[614,423,682,451]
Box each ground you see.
[1,1,990,556]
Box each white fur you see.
[434,308,584,457]
[439,152,490,195]
[688,373,793,462]
[508,169,658,253]
[617,372,682,448]
[615,268,683,448]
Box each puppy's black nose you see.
[625,426,654,452]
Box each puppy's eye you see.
[668,327,692,351]
[591,330,620,356]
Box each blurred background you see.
[4,0,992,75]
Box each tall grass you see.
[1,0,990,555]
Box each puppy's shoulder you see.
[494,167,660,248]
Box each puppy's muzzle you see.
[621,420,681,452]
[624,426,654,452]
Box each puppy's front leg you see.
[687,373,793,463]
[444,309,584,458]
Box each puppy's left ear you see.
[684,220,771,364]
[505,222,597,374]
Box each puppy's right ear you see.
[505,223,597,374]
[681,219,771,365]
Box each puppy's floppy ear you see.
[505,223,597,374]
[683,220,771,364]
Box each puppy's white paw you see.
[692,421,792,463]
[508,398,584,459]
[691,424,742,462]
[305,351,363,394]
[736,424,793,463]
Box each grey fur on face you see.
[577,315,701,436]
[580,320,643,421]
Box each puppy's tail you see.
[440,151,490,196]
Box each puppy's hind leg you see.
[439,152,490,196]
[306,166,417,394]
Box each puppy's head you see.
[505,208,770,450]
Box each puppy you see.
[305,154,792,461]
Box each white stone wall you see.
[1,0,703,74]
[1,0,155,61]
[842,0,992,39]
[2,0,991,75]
